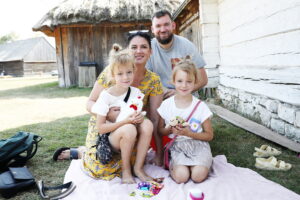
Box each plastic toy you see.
[117,95,146,122]
[130,180,164,198]
[187,188,205,200]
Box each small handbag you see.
[163,100,201,170]
[96,87,131,164]
[0,166,35,198]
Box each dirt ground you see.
[0,76,88,131]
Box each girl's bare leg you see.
[190,165,209,183]
[109,124,137,184]
[134,119,153,181]
[170,165,190,184]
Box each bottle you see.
[187,188,204,200]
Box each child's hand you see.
[125,112,144,124]
[133,111,144,124]
[172,125,190,136]
[125,113,137,124]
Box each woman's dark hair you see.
[127,31,152,48]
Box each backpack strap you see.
[123,87,131,103]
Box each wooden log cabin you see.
[33,0,184,87]
[0,37,57,76]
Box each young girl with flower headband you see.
[91,44,153,184]
[157,56,214,183]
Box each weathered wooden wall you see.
[218,0,300,105]
[23,62,57,75]
[217,0,300,142]
[0,61,23,76]
[55,25,150,87]
[199,0,220,88]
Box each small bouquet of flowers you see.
[166,116,189,128]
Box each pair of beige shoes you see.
[253,145,292,171]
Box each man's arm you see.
[193,67,208,92]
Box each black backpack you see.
[0,132,42,171]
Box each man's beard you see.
[156,33,174,45]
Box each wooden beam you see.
[178,13,199,32]
[59,22,152,28]
[208,103,300,152]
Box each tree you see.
[0,32,18,44]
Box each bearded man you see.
[147,10,208,99]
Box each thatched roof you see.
[33,0,184,36]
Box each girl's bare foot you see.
[134,168,153,182]
[122,170,136,184]
[149,154,163,166]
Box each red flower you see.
[130,104,138,110]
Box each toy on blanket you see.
[166,116,189,128]
[116,95,146,122]
[129,181,164,198]
[187,188,205,200]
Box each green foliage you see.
[0,32,18,44]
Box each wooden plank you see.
[66,28,77,86]
[220,30,300,66]
[61,28,71,87]
[54,28,65,87]
[206,77,219,88]
[219,0,300,47]
[208,103,300,152]
[220,66,300,84]
[220,76,300,106]
[60,22,152,28]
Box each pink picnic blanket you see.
[63,155,300,200]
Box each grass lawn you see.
[0,82,299,199]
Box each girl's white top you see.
[157,96,212,141]
[92,86,144,117]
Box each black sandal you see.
[52,147,78,161]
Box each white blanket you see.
[63,155,300,200]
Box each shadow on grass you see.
[0,82,92,99]
[0,115,299,199]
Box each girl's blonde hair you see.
[107,44,135,83]
[171,55,200,84]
